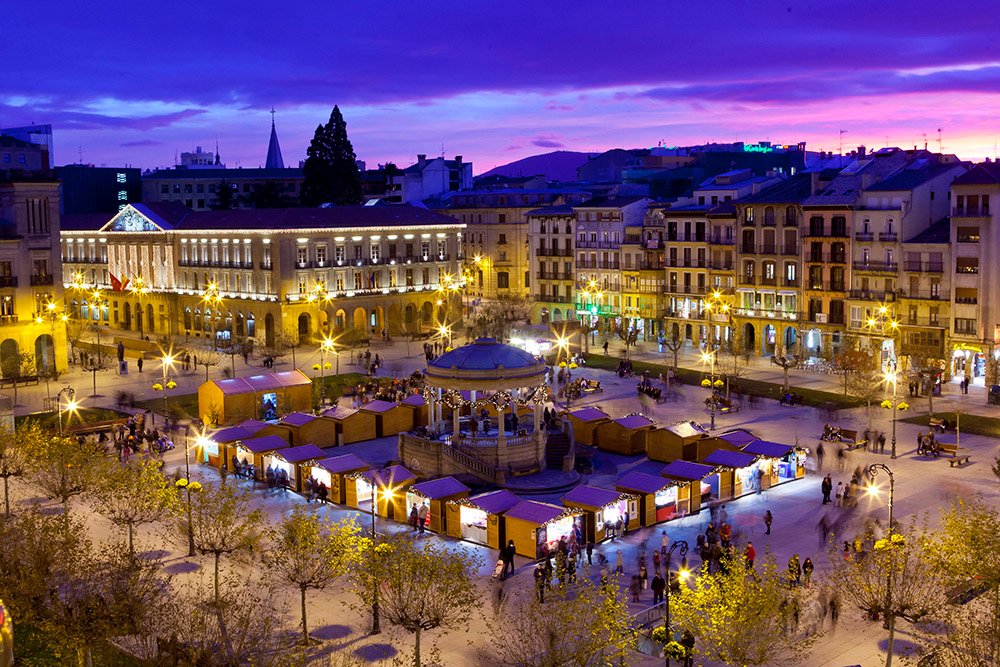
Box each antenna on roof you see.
[937,128,942,153]
[77,145,83,164]
[838,130,847,166]
[440,144,445,158]
[921,132,928,150]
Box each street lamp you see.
[314,337,335,404]
[152,351,177,428]
[200,282,224,350]
[866,464,898,667]
[700,350,721,430]
[880,372,909,459]
[663,539,690,667]
[368,473,395,635]
[56,387,77,436]
[176,427,204,557]
[437,322,452,349]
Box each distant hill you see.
[479,150,596,182]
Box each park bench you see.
[67,417,130,437]
[705,395,740,413]
[929,417,956,433]
[947,577,989,604]
[936,443,972,467]
[840,429,869,450]
[948,455,972,467]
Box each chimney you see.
[857,145,866,158]
[417,154,426,167]
[810,172,822,195]
[454,155,462,164]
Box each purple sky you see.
[5,1,1000,173]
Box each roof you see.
[279,412,317,427]
[463,489,521,515]
[573,195,648,209]
[274,444,327,464]
[322,405,360,420]
[905,217,951,244]
[666,420,708,438]
[410,476,470,499]
[661,460,716,481]
[562,485,625,509]
[952,162,1000,186]
[613,414,655,430]
[615,471,675,494]
[209,419,269,443]
[315,453,369,474]
[718,429,757,447]
[237,434,289,454]
[526,203,577,216]
[428,338,542,372]
[359,399,398,414]
[742,440,794,458]
[265,121,285,170]
[208,370,311,396]
[61,213,112,231]
[568,407,610,422]
[504,500,570,525]
[737,174,813,204]
[143,167,303,180]
[703,449,758,469]
[362,465,416,488]
[865,163,959,191]
[400,394,425,407]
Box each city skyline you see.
[5,1,1000,171]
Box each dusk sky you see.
[5,1,1000,172]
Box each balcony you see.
[740,245,755,254]
[709,236,734,245]
[954,296,979,305]
[956,265,980,275]
[0,276,16,288]
[535,247,573,257]
[535,294,573,304]
[783,277,800,287]
[899,316,944,327]
[806,252,826,263]
[709,262,734,271]
[903,261,921,272]
[781,245,798,256]
[733,307,801,320]
[897,289,942,301]
[878,232,898,242]
[664,285,709,295]
[956,234,980,244]
[536,271,572,280]
[952,206,991,217]
[853,261,898,273]
[258,262,273,270]
[758,244,777,255]
[738,275,757,286]
[953,323,979,336]
[0,315,17,325]
[829,253,847,264]
[855,232,874,241]
[849,289,895,301]
[925,262,943,273]
[30,273,54,286]
[759,276,778,286]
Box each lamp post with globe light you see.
[368,471,395,635]
[662,539,690,667]
[880,372,908,459]
[865,464,898,666]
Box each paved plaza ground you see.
[8,333,1000,665]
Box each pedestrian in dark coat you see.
[651,574,666,605]
[764,510,773,535]
[821,474,833,504]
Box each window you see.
[297,247,308,265]
[744,208,754,224]
[160,185,168,194]
[954,318,977,335]
[497,272,510,289]
[763,207,775,226]
[421,242,430,259]
[956,257,979,274]
[498,233,507,245]
[353,272,363,290]
[370,245,380,262]
[335,245,345,262]
[498,214,506,223]
[850,306,863,329]
[317,246,327,264]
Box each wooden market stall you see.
[741,440,804,489]
[561,485,639,542]
[446,489,521,548]
[197,370,312,426]
[701,448,761,501]
[307,453,370,504]
[322,405,376,445]
[359,399,415,438]
[198,419,271,467]
[231,434,290,481]
[399,394,429,428]
[405,476,470,533]
[274,412,337,447]
[660,459,716,516]
[646,420,710,463]
[347,465,416,520]
[614,471,682,526]
[503,500,585,559]
[265,444,327,493]
[565,407,610,446]
[594,414,656,455]
[718,428,758,448]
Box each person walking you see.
[835,481,844,507]
[764,510,773,535]
[409,505,419,532]
[615,549,624,574]
[136,357,144,373]
[534,563,546,603]
[788,554,801,587]
[744,541,756,569]
[821,474,833,504]
[417,503,428,534]
[629,575,641,603]
[802,557,815,588]
[661,530,669,555]
[502,540,516,578]
[651,572,666,605]
[816,442,825,470]
[586,541,594,566]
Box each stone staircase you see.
[545,429,571,469]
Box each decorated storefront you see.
[346,465,416,519]
[660,460,715,515]
[264,444,326,493]
[615,471,681,525]
[308,453,369,504]
[231,434,290,481]
[197,371,312,426]
[702,448,761,500]
[446,489,521,548]
[201,419,273,468]
[646,420,710,463]
[561,485,639,542]
[741,440,804,489]
[275,411,340,447]
[503,500,584,559]
[405,476,470,534]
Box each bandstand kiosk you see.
[399,338,549,485]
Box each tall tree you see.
[0,421,40,516]
[26,433,102,534]
[265,509,360,644]
[91,457,180,557]
[301,106,363,207]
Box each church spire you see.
[265,107,285,169]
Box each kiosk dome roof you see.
[428,338,539,372]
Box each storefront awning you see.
[615,471,674,494]
[274,444,327,464]
[410,476,470,500]
[238,434,289,454]
[704,448,758,469]
[741,440,794,458]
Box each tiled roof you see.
[526,203,577,216]
[865,164,963,191]
[614,414,655,430]
[737,174,813,204]
[322,405,360,420]
[742,440,794,458]
[953,162,1000,185]
[238,434,289,454]
[660,460,715,481]
[410,476,470,499]
[718,429,757,446]
[143,167,303,179]
[568,407,610,422]
[573,195,648,208]
[279,412,317,427]
[359,399,398,414]
[504,500,570,525]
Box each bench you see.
[930,417,956,433]
[840,429,868,450]
[705,396,740,413]
[949,455,972,467]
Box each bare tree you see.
[770,352,799,394]
[91,456,180,557]
[664,330,684,373]
[196,349,222,383]
[0,421,40,516]
[466,293,532,340]
[26,433,103,534]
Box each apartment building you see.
[527,205,577,324]
[61,203,464,346]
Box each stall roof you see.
[661,460,716,481]
[322,405,359,420]
[569,407,610,422]
[210,419,269,443]
[401,394,425,406]
[742,440,794,458]
[614,414,655,430]
[274,444,327,464]
[704,448,758,469]
[363,465,416,488]
[719,429,758,447]
[616,471,674,494]
[238,434,289,454]
[315,453,369,474]
[410,476,470,499]
[210,370,311,396]
[666,420,708,438]
[360,399,398,414]
[280,412,318,427]
[464,489,521,515]
[562,485,623,509]
[505,500,568,525]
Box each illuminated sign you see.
[743,144,774,153]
